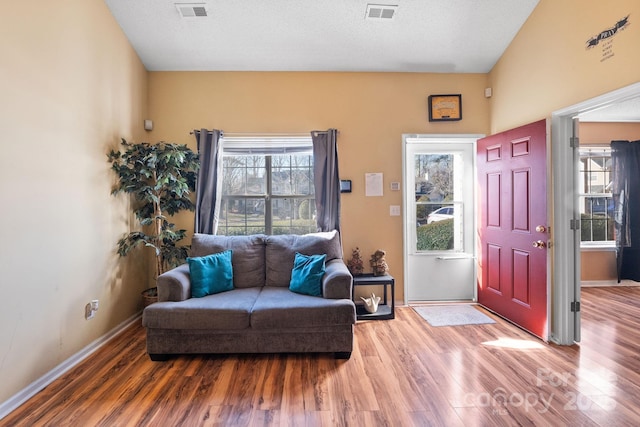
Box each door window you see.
[414,153,464,251]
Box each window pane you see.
[414,154,454,200]
[416,204,454,250]
[219,198,266,235]
[272,197,317,235]
[580,196,614,242]
[579,147,614,243]
[272,155,314,196]
[222,156,266,195]
[414,154,463,252]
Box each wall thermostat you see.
[340,180,352,193]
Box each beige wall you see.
[148,71,490,302]
[0,1,148,403]
[579,122,640,145]
[3,0,637,409]
[581,251,617,282]
[579,122,640,282]
[490,0,639,286]
[489,0,640,133]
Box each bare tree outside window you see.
[579,147,614,244]
[219,154,316,235]
[414,154,460,251]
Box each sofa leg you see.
[334,351,351,360]
[149,353,170,361]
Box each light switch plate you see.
[390,182,400,191]
[390,205,401,216]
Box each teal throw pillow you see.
[187,250,233,298]
[289,252,326,297]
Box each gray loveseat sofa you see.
[142,230,356,360]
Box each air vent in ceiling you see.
[175,3,208,18]
[365,4,398,20]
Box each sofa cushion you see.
[191,233,266,288]
[265,230,342,287]
[188,250,234,298]
[250,287,355,329]
[142,287,261,330]
[289,252,326,297]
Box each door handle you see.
[536,225,547,233]
[532,240,546,249]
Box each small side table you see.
[352,274,395,320]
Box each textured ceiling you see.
[103,0,638,121]
[104,0,540,72]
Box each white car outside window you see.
[427,207,454,224]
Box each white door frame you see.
[550,82,640,345]
[402,134,483,305]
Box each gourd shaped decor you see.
[370,249,389,276]
[347,247,364,276]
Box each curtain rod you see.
[223,132,312,137]
[190,131,310,136]
[190,130,339,136]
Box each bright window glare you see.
[482,337,545,350]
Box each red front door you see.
[477,120,548,339]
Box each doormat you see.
[412,305,495,327]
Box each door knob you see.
[533,240,546,249]
[536,225,547,233]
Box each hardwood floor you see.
[4,286,640,426]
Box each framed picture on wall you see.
[428,94,462,122]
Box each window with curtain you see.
[611,139,640,282]
[217,136,316,235]
[579,146,614,245]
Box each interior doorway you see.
[551,82,640,345]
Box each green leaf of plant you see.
[108,138,198,276]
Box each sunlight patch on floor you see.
[482,337,545,350]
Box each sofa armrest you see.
[322,259,353,300]
[157,264,191,302]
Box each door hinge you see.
[571,301,581,312]
[570,136,579,148]
[570,219,581,230]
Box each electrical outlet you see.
[85,303,95,320]
[85,300,99,320]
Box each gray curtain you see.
[611,140,640,282]
[311,129,341,232]
[194,129,223,234]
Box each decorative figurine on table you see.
[347,247,364,276]
[370,249,389,276]
[361,293,381,313]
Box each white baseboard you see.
[581,279,640,287]
[0,312,142,421]
[581,280,618,287]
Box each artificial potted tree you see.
[108,138,199,305]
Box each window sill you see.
[580,243,616,252]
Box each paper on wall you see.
[365,173,383,197]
